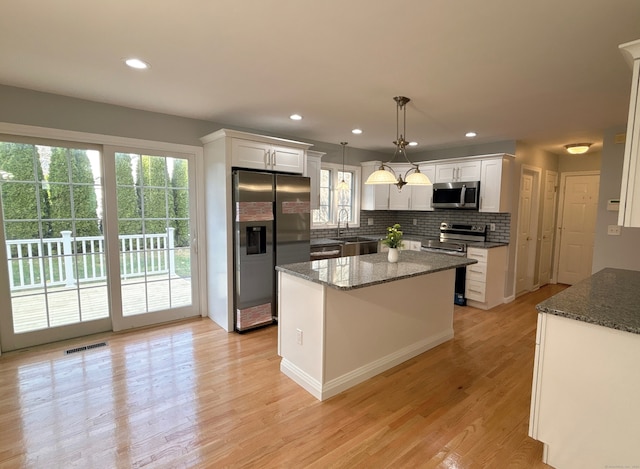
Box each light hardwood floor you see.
[0,285,566,468]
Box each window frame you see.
[311,162,361,229]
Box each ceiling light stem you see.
[364,96,431,188]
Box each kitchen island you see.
[529,268,640,469]
[276,250,475,400]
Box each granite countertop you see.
[276,250,476,291]
[465,241,508,249]
[311,235,507,249]
[536,268,640,334]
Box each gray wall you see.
[0,85,217,146]
[592,126,640,272]
[558,151,602,173]
[0,84,387,163]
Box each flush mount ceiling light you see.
[125,58,150,70]
[364,96,432,190]
[289,114,303,121]
[336,142,350,192]
[465,131,477,138]
[564,143,592,154]
[351,128,363,135]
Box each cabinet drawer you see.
[465,279,486,302]
[466,247,488,262]
[466,263,487,281]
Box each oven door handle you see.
[460,184,466,207]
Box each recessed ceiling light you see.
[125,58,150,70]
[352,129,362,135]
[408,141,418,147]
[289,114,303,121]
[465,131,477,138]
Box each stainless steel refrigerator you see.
[232,170,310,332]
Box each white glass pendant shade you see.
[336,179,350,191]
[405,171,432,185]
[365,168,398,184]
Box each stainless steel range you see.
[420,222,487,255]
[421,222,487,305]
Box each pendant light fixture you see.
[336,142,350,192]
[365,96,432,190]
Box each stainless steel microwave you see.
[432,181,480,209]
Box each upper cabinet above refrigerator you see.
[231,135,306,174]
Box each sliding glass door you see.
[107,149,198,330]
[0,139,200,351]
[0,141,110,349]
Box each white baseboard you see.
[281,329,454,401]
[280,359,323,400]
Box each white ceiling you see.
[1,0,639,155]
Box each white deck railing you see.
[6,228,176,291]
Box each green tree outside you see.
[115,153,142,235]
[137,155,175,236]
[0,142,51,240]
[171,158,190,247]
[48,148,100,238]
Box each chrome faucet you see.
[337,208,349,238]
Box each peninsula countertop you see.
[276,250,476,291]
[536,267,640,334]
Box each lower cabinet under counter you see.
[529,313,640,468]
[277,269,456,401]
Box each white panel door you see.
[516,173,534,295]
[538,171,558,286]
[557,174,600,285]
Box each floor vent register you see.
[65,342,108,355]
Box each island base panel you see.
[278,270,455,400]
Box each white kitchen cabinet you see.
[231,137,305,173]
[410,164,436,211]
[378,239,421,252]
[361,161,390,210]
[435,160,481,183]
[465,246,506,310]
[618,38,640,227]
[479,156,512,212]
[388,164,412,210]
[363,162,435,211]
[529,312,640,468]
[305,150,324,210]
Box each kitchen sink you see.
[333,236,374,243]
[328,237,379,257]
[311,237,379,259]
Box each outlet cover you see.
[368,218,374,226]
[490,223,496,231]
[607,225,621,236]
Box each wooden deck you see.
[10,276,192,333]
